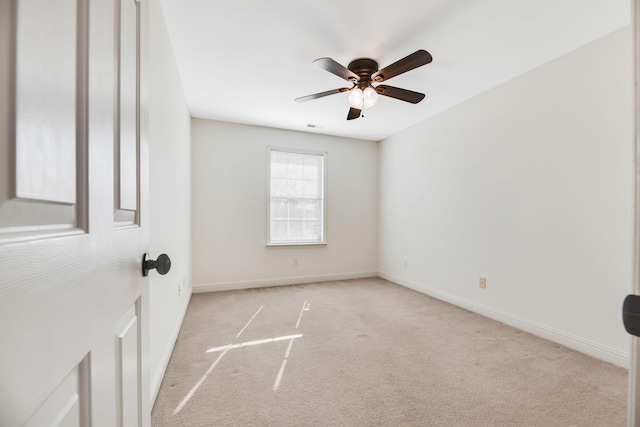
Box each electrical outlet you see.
[178,285,182,296]
[479,277,486,289]
[403,259,408,268]
[293,258,299,267]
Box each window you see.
[268,147,326,245]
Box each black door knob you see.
[142,253,171,277]
[623,294,640,337]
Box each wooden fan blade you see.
[371,50,432,82]
[314,58,360,82]
[375,85,425,104]
[295,87,351,103]
[347,107,361,120]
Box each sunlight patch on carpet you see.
[173,301,311,414]
[205,334,304,353]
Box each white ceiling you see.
[159,0,630,142]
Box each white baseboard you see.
[193,270,378,293]
[151,289,193,405]
[378,271,630,368]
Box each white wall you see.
[191,120,378,291]
[148,0,192,402]
[378,27,634,367]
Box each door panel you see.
[0,0,85,239]
[115,303,141,426]
[116,0,139,224]
[0,1,12,209]
[15,0,79,204]
[23,356,90,427]
[0,0,150,425]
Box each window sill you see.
[266,242,327,247]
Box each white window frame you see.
[267,146,327,246]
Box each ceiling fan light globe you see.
[363,87,378,109]
[348,88,364,109]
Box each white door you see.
[0,0,151,425]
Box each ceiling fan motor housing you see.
[348,58,378,88]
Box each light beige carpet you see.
[152,278,627,426]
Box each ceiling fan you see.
[295,49,433,120]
